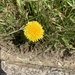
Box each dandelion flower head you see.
[24,21,44,42]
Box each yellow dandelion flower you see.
[24,21,44,42]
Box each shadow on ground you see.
[0,60,7,75]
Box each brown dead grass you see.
[0,36,75,69]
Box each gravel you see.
[1,61,75,75]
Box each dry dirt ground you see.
[0,36,75,75]
[1,61,75,75]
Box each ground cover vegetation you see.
[0,0,75,52]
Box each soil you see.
[0,35,75,69]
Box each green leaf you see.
[67,0,75,9]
